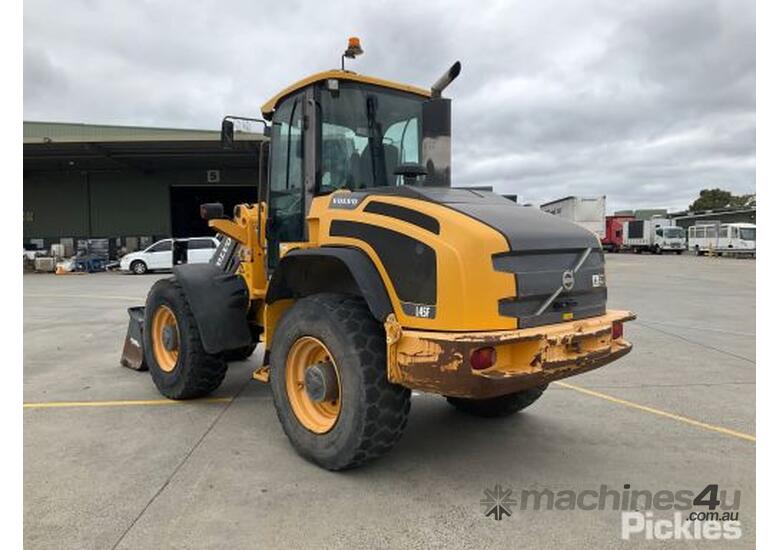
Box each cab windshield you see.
[664,227,684,239]
[739,227,756,241]
[318,82,423,191]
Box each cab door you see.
[266,92,306,269]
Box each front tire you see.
[143,278,227,399]
[131,260,148,274]
[446,385,548,418]
[270,294,411,470]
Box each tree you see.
[689,189,753,211]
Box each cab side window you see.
[269,95,305,244]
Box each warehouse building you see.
[668,206,756,231]
[23,121,265,254]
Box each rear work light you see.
[470,346,497,370]
[612,321,624,340]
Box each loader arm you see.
[208,203,269,301]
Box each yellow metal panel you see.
[261,70,432,118]
[306,194,517,331]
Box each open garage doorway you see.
[170,185,258,238]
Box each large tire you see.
[144,278,227,399]
[223,343,258,362]
[446,385,548,418]
[270,293,411,470]
[131,260,148,274]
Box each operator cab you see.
[261,64,459,262]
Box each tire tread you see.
[145,278,227,399]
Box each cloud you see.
[23,0,755,212]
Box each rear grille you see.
[493,248,607,328]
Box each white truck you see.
[688,222,756,256]
[623,218,686,254]
[540,196,606,240]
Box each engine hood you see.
[340,186,606,329]
[357,186,601,251]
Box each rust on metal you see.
[388,309,635,399]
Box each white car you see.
[119,237,219,274]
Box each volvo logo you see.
[562,270,575,291]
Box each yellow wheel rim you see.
[285,336,342,434]
[151,305,179,373]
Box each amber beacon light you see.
[341,37,364,69]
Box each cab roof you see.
[260,70,431,120]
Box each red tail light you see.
[470,346,496,370]
[612,321,624,340]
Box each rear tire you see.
[144,278,227,399]
[270,294,411,470]
[446,385,547,418]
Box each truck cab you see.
[654,225,686,254]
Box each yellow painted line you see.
[554,381,755,443]
[23,397,233,409]
[24,294,139,301]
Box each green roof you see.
[23,121,266,144]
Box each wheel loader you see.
[124,38,635,470]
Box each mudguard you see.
[265,247,394,322]
[172,263,252,354]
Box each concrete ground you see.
[24,254,755,549]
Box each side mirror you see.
[200,202,224,220]
[220,119,235,149]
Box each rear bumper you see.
[387,310,635,399]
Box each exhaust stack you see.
[431,61,462,97]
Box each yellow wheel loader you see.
[126,39,635,470]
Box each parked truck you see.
[540,196,606,240]
[623,218,685,254]
[602,215,635,252]
[688,223,756,256]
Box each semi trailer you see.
[540,196,606,240]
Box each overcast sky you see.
[23,0,755,212]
